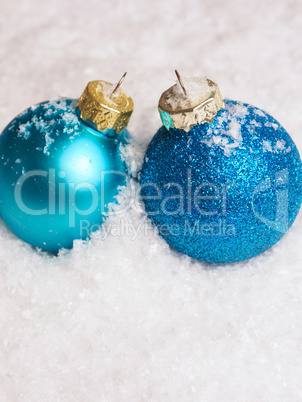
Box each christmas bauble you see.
[140,74,302,263]
[0,75,133,252]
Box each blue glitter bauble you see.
[0,98,128,252]
[140,100,302,263]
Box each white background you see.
[0,0,302,400]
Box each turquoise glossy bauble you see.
[0,98,128,252]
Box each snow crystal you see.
[254,109,266,117]
[45,108,54,116]
[225,102,249,119]
[203,102,248,156]
[249,119,262,128]
[275,139,285,151]
[263,139,273,152]
[18,122,32,140]
[30,104,39,111]
[97,81,125,106]
[228,119,242,142]
[263,138,289,153]
[264,121,279,130]
[164,76,212,109]
[46,97,68,111]
[62,112,79,128]
[43,132,54,154]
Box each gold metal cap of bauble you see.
[158,70,224,132]
[77,72,134,134]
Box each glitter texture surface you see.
[140,100,302,263]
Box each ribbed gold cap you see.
[77,73,133,134]
[158,71,224,132]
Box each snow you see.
[202,102,248,156]
[43,132,54,155]
[164,75,212,109]
[263,139,273,152]
[0,0,302,400]
[265,120,279,130]
[263,138,290,154]
[18,122,32,140]
[61,112,80,128]
[98,81,124,104]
